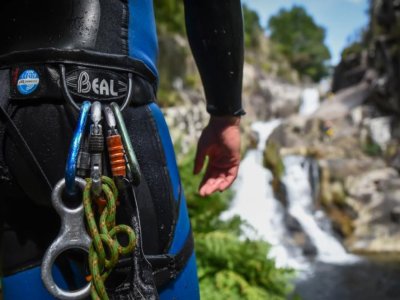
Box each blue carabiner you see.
[65,101,91,195]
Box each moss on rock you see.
[263,141,285,193]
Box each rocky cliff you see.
[264,0,400,255]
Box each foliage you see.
[178,150,294,300]
[362,138,382,157]
[154,1,301,84]
[341,42,364,60]
[263,141,285,192]
[243,4,264,49]
[268,6,331,82]
[153,0,185,34]
[156,89,184,108]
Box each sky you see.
[242,0,370,65]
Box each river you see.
[223,88,400,300]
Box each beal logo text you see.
[66,69,127,101]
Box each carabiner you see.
[89,101,103,197]
[110,102,141,184]
[65,101,91,195]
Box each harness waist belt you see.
[0,49,157,84]
[8,64,156,107]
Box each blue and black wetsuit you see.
[0,1,244,299]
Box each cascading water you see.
[282,155,359,264]
[223,87,358,271]
[221,120,305,269]
[223,87,400,299]
[299,88,320,116]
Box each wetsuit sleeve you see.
[183,0,245,116]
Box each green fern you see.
[178,149,294,299]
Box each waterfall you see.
[282,155,358,264]
[222,120,308,269]
[299,88,320,116]
[223,88,359,271]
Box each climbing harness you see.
[41,96,159,299]
[0,62,194,299]
[0,1,198,294]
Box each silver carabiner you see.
[41,177,91,300]
[90,101,103,197]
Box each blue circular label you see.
[17,70,40,95]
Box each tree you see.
[153,0,185,34]
[243,4,264,49]
[268,6,331,82]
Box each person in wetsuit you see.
[0,0,244,299]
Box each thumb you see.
[193,144,207,175]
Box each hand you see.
[193,116,241,197]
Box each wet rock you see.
[285,213,303,233]
[276,181,288,207]
[371,117,392,151]
[164,100,208,155]
[263,141,285,193]
[302,240,318,257]
[242,64,303,121]
[284,213,318,257]
[326,159,386,181]
[248,130,259,149]
[343,168,400,254]
[390,206,400,223]
[345,168,398,201]
[290,231,318,257]
[332,50,368,93]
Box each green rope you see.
[83,176,136,300]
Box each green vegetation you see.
[362,138,382,157]
[263,141,285,193]
[154,2,265,48]
[243,4,264,49]
[268,6,331,82]
[341,42,364,60]
[179,150,294,300]
[153,0,185,34]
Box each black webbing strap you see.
[147,229,194,288]
[112,228,194,290]
[0,70,53,202]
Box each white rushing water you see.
[299,88,320,116]
[221,120,304,269]
[223,88,359,270]
[221,121,282,242]
[282,155,359,264]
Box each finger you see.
[199,177,224,197]
[193,145,207,175]
[199,169,222,196]
[216,166,239,192]
[218,178,233,192]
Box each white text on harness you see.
[77,71,118,97]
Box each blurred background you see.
[156,1,400,299]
